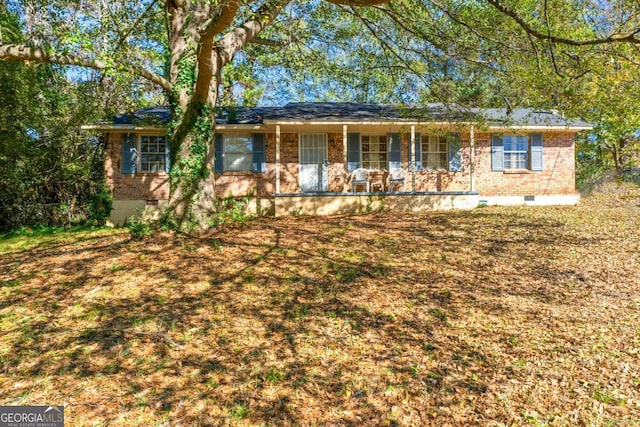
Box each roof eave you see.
[485,124,594,131]
[262,120,474,126]
[81,124,165,131]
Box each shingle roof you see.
[112,102,592,128]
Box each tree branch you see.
[0,43,172,91]
[249,36,291,47]
[346,6,430,86]
[215,0,291,65]
[486,0,640,46]
[113,0,161,53]
[191,0,244,103]
[326,0,390,6]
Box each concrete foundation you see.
[274,192,480,216]
[479,194,581,206]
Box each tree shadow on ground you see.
[1,206,639,425]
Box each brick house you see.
[90,103,591,224]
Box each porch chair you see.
[350,168,370,192]
[388,167,405,192]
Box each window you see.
[121,133,168,174]
[422,135,448,170]
[503,136,528,169]
[139,135,167,172]
[362,135,388,169]
[214,133,265,173]
[491,133,543,172]
[223,135,253,171]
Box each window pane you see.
[138,135,166,172]
[223,135,252,171]
[225,135,252,153]
[361,135,387,170]
[503,135,529,169]
[225,153,251,171]
[421,135,448,170]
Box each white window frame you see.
[138,134,166,173]
[503,135,529,170]
[361,135,388,170]
[422,135,448,170]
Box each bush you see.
[208,194,253,228]
[87,185,113,226]
[125,216,153,240]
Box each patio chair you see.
[388,167,405,192]
[351,168,370,192]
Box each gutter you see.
[82,124,268,131]
[83,121,593,132]
[263,120,593,131]
[81,124,165,132]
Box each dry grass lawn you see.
[1,187,640,426]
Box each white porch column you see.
[343,124,348,192]
[470,125,475,192]
[276,125,281,194]
[410,125,416,193]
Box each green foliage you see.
[87,184,113,226]
[0,61,111,231]
[1,224,98,239]
[208,194,254,228]
[262,366,285,384]
[5,0,640,231]
[592,385,626,406]
[125,215,153,241]
[229,402,249,420]
[219,57,263,107]
[0,6,115,232]
[576,133,611,191]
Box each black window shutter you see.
[252,133,266,173]
[347,133,361,172]
[530,133,543,171]
[121,133,137,174]
[413,133,422,171]
[214,133,223,173]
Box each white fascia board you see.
[262,120,592,131]
[216,124,268,131]
[81,124,165,132]
[262,120,473,126]
[82,124,268,131]
[485,124,593,132]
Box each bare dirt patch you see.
[1,194,639,426]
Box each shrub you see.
[125,215,153,240]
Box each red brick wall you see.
[105,132,170,200]
[473,132,577,196]
[105,129,577,201]
[106,131,274,200]
[398,133,473,192]
[327,132,348,192]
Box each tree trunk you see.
[161,0,290,232]
[165,89,220,232]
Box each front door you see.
[299,134,329,192]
